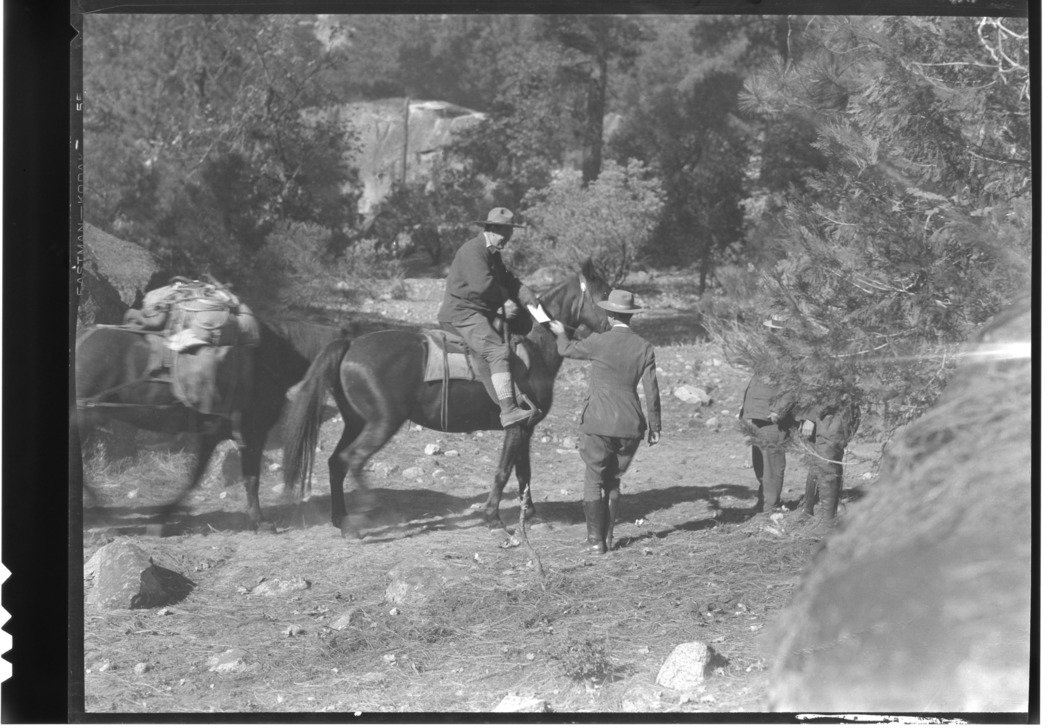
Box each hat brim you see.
[473,220,526,228]
[598,300,643,313]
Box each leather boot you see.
[800,471,818,516]
[604,488,619,552]
[492,371,532,427]
[582,500,607,554]
[818,475,840,527]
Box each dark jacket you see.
[740,373,789,422]
[557,325,661,438]
[438,234,535,325]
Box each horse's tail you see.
[283,338,352,499]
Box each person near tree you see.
[437,207,539,427]
[738,316,794,513]
[549,289,661,554]
[790,394,861,531]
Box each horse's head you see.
[538,258,612,338]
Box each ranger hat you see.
[597,289,644,314]
[472,207,526,228]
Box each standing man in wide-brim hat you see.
[438,207,539,427]
[549,289,661,554]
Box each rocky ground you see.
[79,271,883,716]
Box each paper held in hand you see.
[527,303,551,324]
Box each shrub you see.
[518,159,665,285]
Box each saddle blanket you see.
[421,329,530,384]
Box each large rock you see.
[766,296,1032,713]
[331,99,486,216]
[78,223,160,326]
[656,642,726,691]
[85,540,195,610]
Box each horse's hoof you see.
[340,514,368,540]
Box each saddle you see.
[122,278,259,419]
[421,329,531,384]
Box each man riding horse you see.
[437,206,539,428]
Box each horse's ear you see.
[580,257,597,282]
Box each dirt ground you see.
[79,273,883,716]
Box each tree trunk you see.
[581,55,607,186]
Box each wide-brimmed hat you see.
[472,207,526,228]
[597,289,644,314]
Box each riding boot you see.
[492,371,532,427]
[800,470,818,517]
[604,488,619,552]
[817,475,841,529]
[582,500,607,554]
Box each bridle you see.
[537,273,598,336]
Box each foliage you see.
[549,637,617,684]
[722,15,1031,431]
[248,222,404,312]
[517,159,665,285]
[83,14,361,290]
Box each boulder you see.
[620,681,665,712]
[78,223,160,326]
[766,296,1032,713]
[656,642,726,691]
[492,695,548,713]
[673,385,713,406]
[86,540,194,610]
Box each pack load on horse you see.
[282,262,612,539]
[74,276,347,532]
[116,277,261,420]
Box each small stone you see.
[285,624,306,637]
[424,443,442,456]
[721,409,730,415]
[268,462,280,472]
[561,437,575,448]
[207,648,252,673]
[389,607,400,616]
[540,437,551,443]
[219,491,228,500]
[432,469,446,478]
[133,662,150,675]
[156,607,174,616]
[493,695,548,712]
[252,577,311,596]
[444,450,459,457]
[383,653,397,664]
[704,416,719,429]
[126,489,139,499]
[862,472,873,480]
[402,466,424,479]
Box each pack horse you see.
[282,264,612,538]
[74,278,345,530]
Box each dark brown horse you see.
[73,319,348,530]
[282,265,612,538]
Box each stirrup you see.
[500,406,534,428]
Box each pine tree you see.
[726,15,1030,432]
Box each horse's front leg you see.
[514,427,537,520]
[485,426,523,531]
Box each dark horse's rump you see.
[73,318,347,530]
[282,265,612,538]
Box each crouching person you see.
[549,289,661,554]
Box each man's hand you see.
[800,419,815,437]
[503,299,520,319]
[548,320,566,336]
[647,430,660,446]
